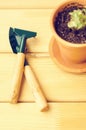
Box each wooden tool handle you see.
[24,65,48,111]
[10,53,25,104]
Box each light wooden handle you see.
[24,65,48,111]
[10,53,25,104]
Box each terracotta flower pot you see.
[50,0,86,73]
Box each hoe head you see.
[9,27,37,53]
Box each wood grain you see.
[10,53,25,104]
[0,9,52,53]
[0,103,86,130]
[0,0,86,129]
[0,0,64,9]
[24,65,49,111]
[1,53,86,102]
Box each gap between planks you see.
[1,53,86,102]
[0,52,50,57]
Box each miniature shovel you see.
[9,27,48,111]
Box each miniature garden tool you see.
[9,27,48,111]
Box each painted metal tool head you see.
[9,27,37,53]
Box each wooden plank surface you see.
[0,0,64,9]
[0,0,86,129]
[1,53,86,102]
[0,9,52,53]
[0,103,86,130]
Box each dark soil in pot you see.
[54,3,86,44]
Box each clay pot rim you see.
[50,0,86,48]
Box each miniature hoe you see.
[9,27,48,111]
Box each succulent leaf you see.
[68,8,86,30]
